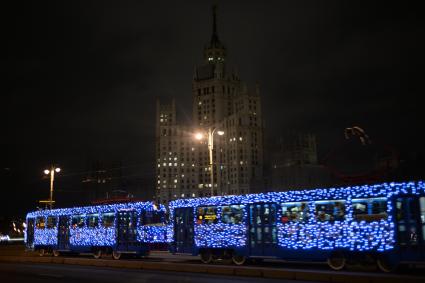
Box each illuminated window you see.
[36,217,45,229]
[221,205,245,224]
[101,213,115,228]
[281,202,310,223]
[352,198,388,221]
[46,216,57,228]
[315,200,345,222]
[86,214,99,228]
[197,206,218,224]
[141,210,163,225]
[71,215,85,228]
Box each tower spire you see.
[204,4,226,64]
[211,4,219,45]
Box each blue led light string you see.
[169,181,425,251]
[26,202,168,247]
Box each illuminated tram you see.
[169,181,425,272]
[25,201,168,259]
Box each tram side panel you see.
[25,202,170,256]
[169,181,425,266]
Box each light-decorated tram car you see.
[169,181,425,272]
[25,201,168,259]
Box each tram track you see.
[1,245,424,283]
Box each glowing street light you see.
[43,166,61,209]
[194,128,224,197]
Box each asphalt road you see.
[1,243,425,277]
[0,262,312,283]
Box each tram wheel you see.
[232,254,247,266]
[377,255,398,273]
[52,250,60,257]
[327,252,346,271]
[93,249,102,259]
[39,249,46,257]
[200,250,213,264]
[112,251,121,260]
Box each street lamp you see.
[195,128,224,197]
[43,166,61,209]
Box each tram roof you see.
[26,201,165,218]
[169,181,425,209]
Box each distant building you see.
[156,6,264,204]
[270,133,331,191]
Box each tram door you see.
[26,218,35,248]
[395,196,425,261]
[174,207,194,253]
[57,216,70,250]
[117,211,137,250]
[249,203,278,256]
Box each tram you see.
[25,201,168,259]
[169,181,425,272]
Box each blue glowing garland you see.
[26,202,168,247]
[169,181,424,252]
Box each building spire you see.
[204,4,226,64]
[211,4,219,45]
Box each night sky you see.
[2,1,424,219]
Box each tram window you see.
[420,197,425,240]
[141,210,163,225]
[36,217,45,229]
[372,199,387,214]
[352,198,388,221]
[281,202,310,223]
[221,205,244,224]
[420,197,425,224]
[46,216,57,228]
[102,213,115,228]
[315,200,345,222]
[71,215,85,228]
[86,214,99,228]
[197,206,218,224]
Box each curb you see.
[0,256,423,283]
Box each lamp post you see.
[195,128,224,197]
[43,166,61,209]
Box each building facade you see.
[270,133,332,191]
[156,6,264,204]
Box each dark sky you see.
[2,1,424,217]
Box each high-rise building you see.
[270,133,332,191]
[156,6,264,204]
